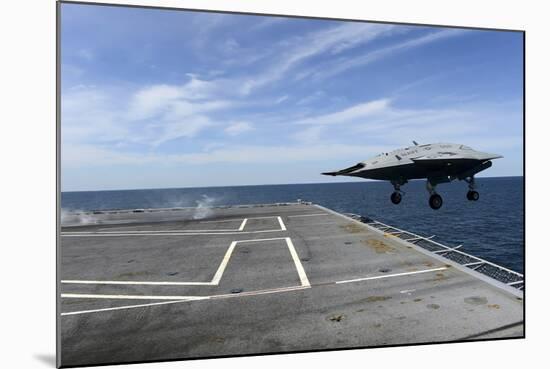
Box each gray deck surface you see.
[59,203,524,367]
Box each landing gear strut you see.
[390,179,406,205]
[465,176,479,201]
[426,180,443,210]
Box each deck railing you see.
[344,213,524,291]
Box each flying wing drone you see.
[322,142,502,210]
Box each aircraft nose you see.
[480,152,503,160]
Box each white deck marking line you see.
[61,299,197,316]
[277,216,287,231]
[60,267,449,316]
[61,293,208,301]
[61,237,292,286]
[63,229,241,234]
[81,219,247,234]
[61,229,285,237]
[210,241,237,285]
[202,215,280,221]
[235,236,287,243]
[287,213,328,218]
[61,280,215,286]
[208,285,310,301]
[61,242,239,287]
[335,266,448,285]
[200,219,243,223]
[61,285,310,316]
[238,218,248,231]
[62,216,287,235]
[285,237,311,287]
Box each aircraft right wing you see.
[411,154,478,168]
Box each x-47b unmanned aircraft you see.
[322,142,502,210]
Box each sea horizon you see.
[61,175,524,194]
[61,177,524,273]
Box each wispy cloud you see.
[289,97,521,152]
[296,99,391,125]
[275,95,289,104]
[62,142,394,168]
[224,121,254,136]
[308,29,466,81]
[291,126,325,143]
[61,7,523,190]
[240,23,395,93]
[77,48,94,61]
[62,76,242,148]
[296,90,326,106]
[249,17,288,32]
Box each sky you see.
[60,3,524,192]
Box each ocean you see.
[61,176,524,273]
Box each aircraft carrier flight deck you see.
[59,202,524,367]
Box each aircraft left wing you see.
[322,163,365,176]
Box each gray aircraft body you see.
[322,142,502,210]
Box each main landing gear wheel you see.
[390,192,402,204]
[429,194,443,210]
[467,190,479,201]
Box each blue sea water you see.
[61,177,524,273]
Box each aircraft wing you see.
[411,149,502,166]
[322,163,365,176]
[411,153,483,168]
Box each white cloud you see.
[127,75,228,120]
[62,143,147,167]
[152,116,215,146]
[240,23,395,93]
[296,98,391,125]
[62,85,129,143]
[291,126,324,143]
[296,90,325,106]
[224,121,254,136]
[62,76,241,148]
[249,17,288,31]
[287,97,521,155]
[275,95,289,104]
[128,84,185,120]
[77,48,94,61]
[177,143,389,164]
[62,142,393,168]
[309,29,466,81]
